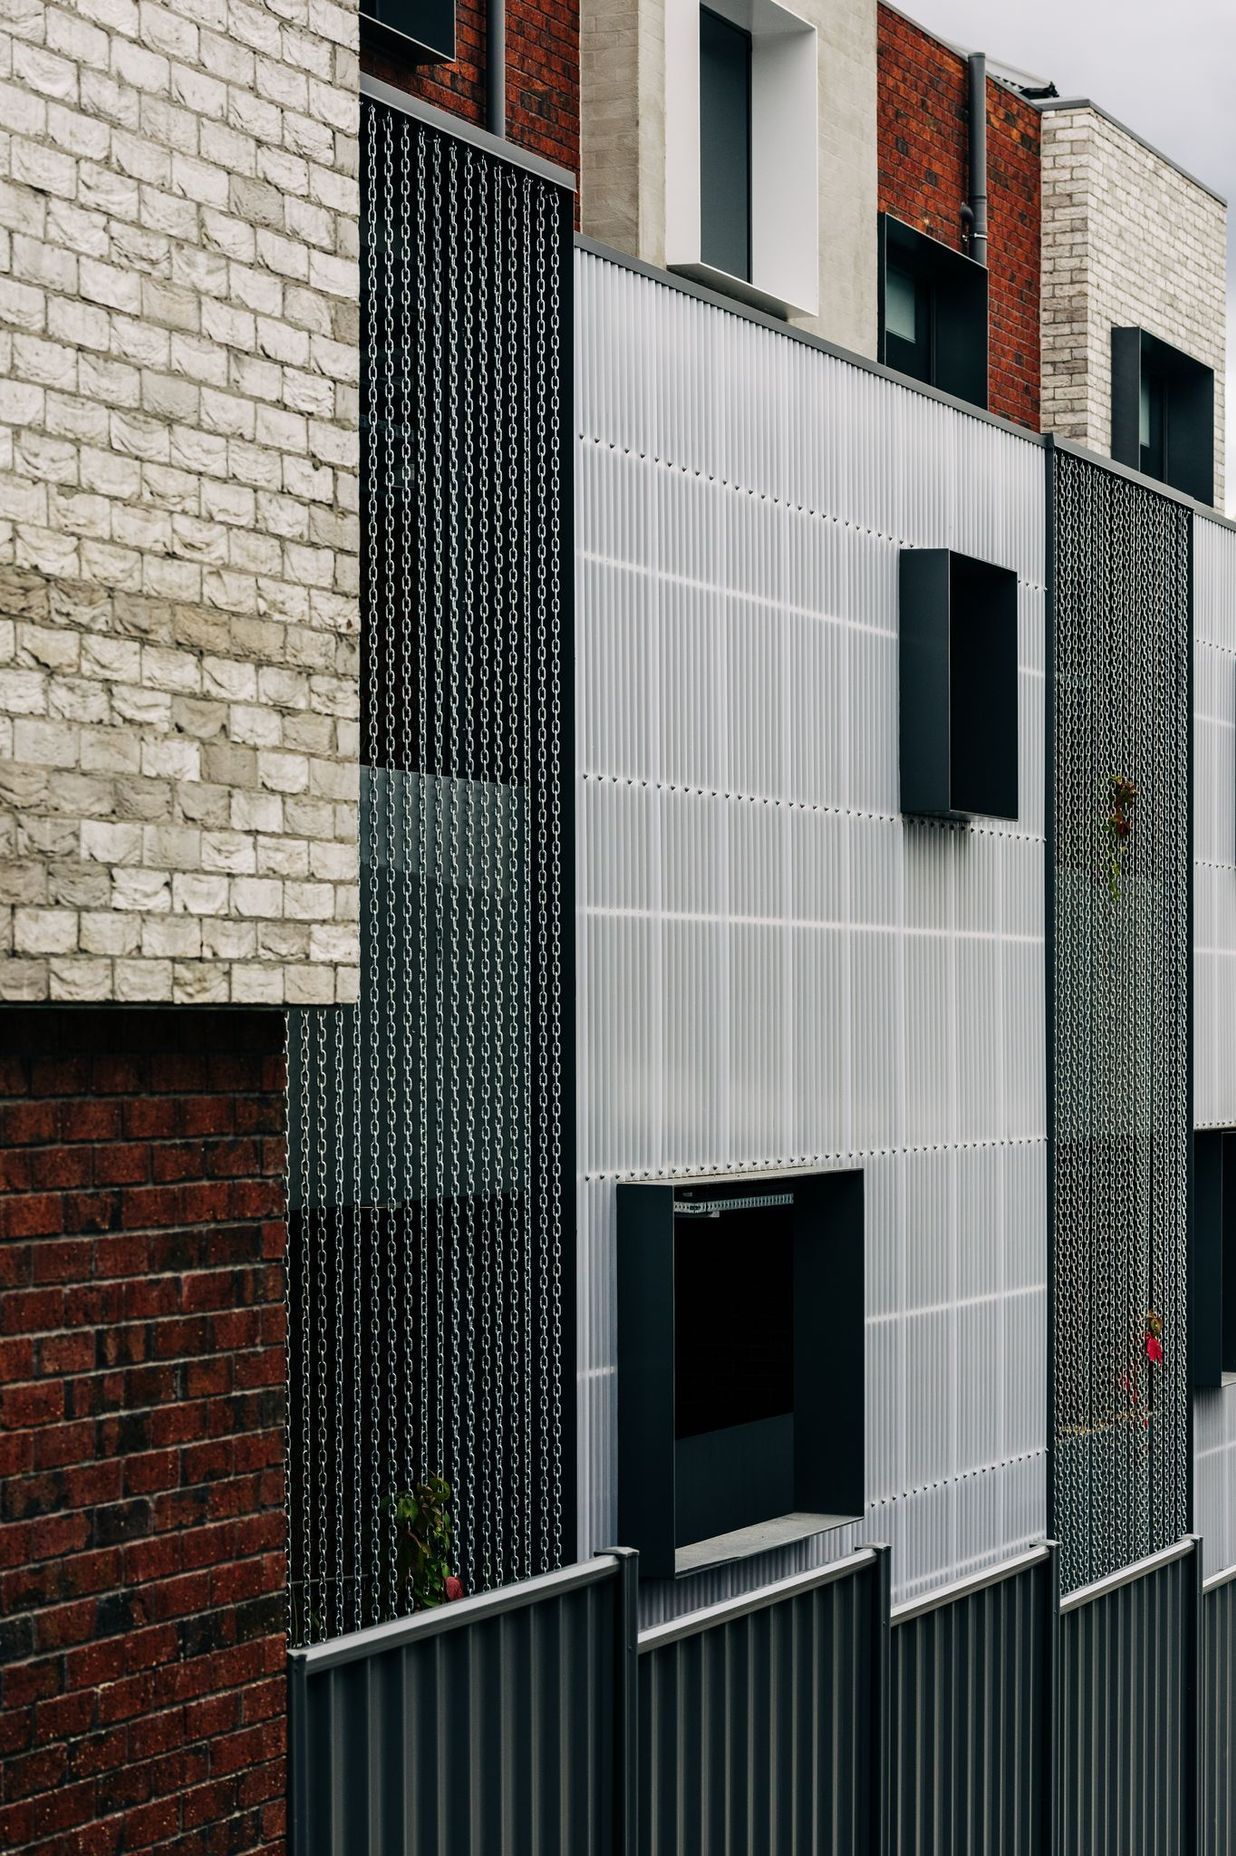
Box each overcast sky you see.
[907,0,1236,512]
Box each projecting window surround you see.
[1111,326,1215,505]
[878,215,988,410]
[1193,1130,1236,1389]
[360,0,455,60]
[617,1170,864,1579]
[666,0,819,320]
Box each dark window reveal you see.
[361,0,455,62]
[1112,327,1215,504]
[699,7,752,282]
[674,1202,794,1439]
[1193,1130,1236,1387]
[878,215,988,410]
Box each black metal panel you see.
[899,548,1019,821]
[878,215,988,409]
[1059,1552,1192,1856]
[1202,1573,1236,1856]
[362,0,455,62]
[890,1562,1049,1856]
[290,1554,638,1856]
[637,1554,883,1856]
[1111,326,1215,507]
[1047,444,1192,1591]
[618,1172,864,1581]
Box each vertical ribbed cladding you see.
[290,1564,626,1856]
[1058,1554,1191,1856]
[890,1562,1049,1856]
[1193,513,1236,1579]
[1203,1572,1236,1856]
[1048,448,1192,1592]
[576,245,1049,1612]
[637,1556,879,1855]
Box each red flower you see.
[443,1575,464,1602]
[1145,1334,1164,1366]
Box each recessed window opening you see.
[1112,326,1215,504]
[699,6,752,282]
[878,216,988,410]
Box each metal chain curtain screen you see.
[1049,445,1191,1593]
[285,102,573,1645]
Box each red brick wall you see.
[0,1009,287,1856]
[876,4,1041,429]
[363,0,579,184]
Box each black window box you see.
[899,547,1019,822]
[617,1169,864,1581]
[1111,327,1215,506]
[362,0,455,63]
[878,214,988,410]
[1194,1130,1236,1388]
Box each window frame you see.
[1111,326,1216,505]
[878,215,989,411]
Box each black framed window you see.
[1113,326,1215,504]
[699,6,752,282]
[617,1171,864,1580]
[878,215,988,410]
[362,0,455,61]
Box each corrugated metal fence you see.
[289,1533,1232,1855]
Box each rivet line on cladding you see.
[581,1135,1047,1183]
[579,771,1047,845]
[867,1447,1048,1504]
[578,434,1049,591]
[583,905,1043,942]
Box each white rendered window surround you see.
[666,0,818,320]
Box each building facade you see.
[1,0,1234,1852]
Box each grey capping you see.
[288,1553,622,1672]
[890,1544,1053,1626]
[1036,98,1227,206]
[1058,1537,1196,1614]
[360,74,577,192]
[636,1545,879,1653]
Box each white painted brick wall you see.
[1041,107,1227,507]
[0,0,360,1005]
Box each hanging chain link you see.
[1051,448,1191,1592]
[289,101,570,1643]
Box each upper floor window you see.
[699,8,752,281]
[1111,327,1215,505]
[878,215,988,411]
[361,0,455,61]
[665,0,818,320]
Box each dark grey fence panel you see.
[1203,1570,1236,1856]
[890,1551,1051,1856]
[289,1554,638,1856]
[1059,1544,1192,1856]
[636,1549,886,1856]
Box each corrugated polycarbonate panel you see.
[890,1563,1048,1856]
[1193,516,1236,1581]
[1194,516,1236,1131]
[575,246,1049,1612]
[1059,1552,1192,1856]
[637,1556,879,1855]
[290,1561,627,1856]
[1204,1573,1236,1856]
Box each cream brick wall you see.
[1041,105,1227,508]
[0,0,360,1005]
[580,0,878,355]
